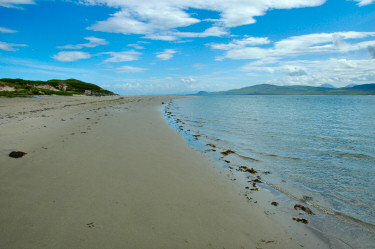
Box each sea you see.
[164,95,375,249]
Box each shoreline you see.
[1,96,327,248]
[164,96,375,249]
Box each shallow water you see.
[164,95,375,248]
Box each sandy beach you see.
[0,96,327,249]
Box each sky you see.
[0,0,374,94]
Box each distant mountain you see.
[196,91,210,95]
[196,83,375,96]
[320,84,336,88]
[345,83,358,88]
[0,78,116,97]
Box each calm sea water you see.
[164,95,375,248]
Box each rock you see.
[9,151,27,158]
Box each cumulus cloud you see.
[368,46,375,59]
[0,27,17,33]
[52,51,91,62]
[57,37,108,49]
[0,41,27,51]
[156,49,176,60]
[88,7,199,36]
[0,0,35,8]
[103,51,141,63]
[354,0,375,6]
[211,31,375,61]
[115,65,147,73]
[243,58,375,86]
[83,0,326,40]
[284,66,308,76]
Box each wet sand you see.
[0,96,325,248]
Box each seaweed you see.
[292,217,308,224]
[294,204,313,215]
[220,149,235,156]
[9,151,27,158]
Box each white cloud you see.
[173,26,228,39]
[103,51,141,63]
[181,76,196,84]
[211,31,375,60]
[128,44,144,49]
[83,0,326,40]
[156,49,176,60]
[354,0,375,6]
[57,37,108,49]
[283,65,308,76]
[113,82,143,89]
[115,65,147,73]
[209,36,270,50]
[0,27,17,33]
[88,7,199,36]
[143,34,178,41]
[0,41,27,51]
[52,51,92,62]
[143,26,228,41]
[0,0,35,8]
[242,58,375,86]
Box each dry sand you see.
[0,96,326,249]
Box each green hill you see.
[199,83,375,96]
[0,78,115,97]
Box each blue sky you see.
[0,0,374,94]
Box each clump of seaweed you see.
[292,217,308,224]
[294,204,313,215]
[221,149,235,156]
[9,151,27,158]
[192,134,200,140]
[238,166,257,174]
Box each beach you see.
[0,96,327,249]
